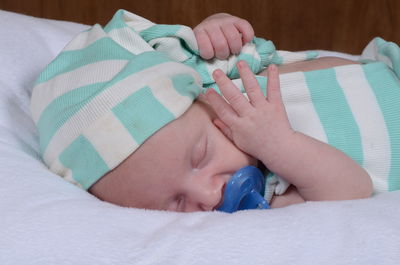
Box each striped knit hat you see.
[31,10,203,189]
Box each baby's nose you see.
[185,174,225,212]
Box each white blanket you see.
[0,10,399,265]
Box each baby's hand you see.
[205,62,294,164]
[193,13,254,60]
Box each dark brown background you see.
[1,0,399,54]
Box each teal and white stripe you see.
[31,59,128,124]
[363,63,400,192]
[335,65,391,191]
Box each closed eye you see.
[191,135,208,169]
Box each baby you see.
[32,10,400,212]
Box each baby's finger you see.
[194,28,214,59]
[205,27,230,60]
[213,69,252,116]
[234,19,254,43]
[213,118,233,141]
[221,24,242,55]
[266,64,283,104]
[237,61,265,107]
[205,88,237,127]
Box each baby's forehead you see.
[165,101,213,135]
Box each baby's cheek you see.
[220,132,256,164]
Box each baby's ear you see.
[213,118,233,141]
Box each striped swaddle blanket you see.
[264,52,400,195]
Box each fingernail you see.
[213,69,222,78]
[269,64,277,71]
[237,60,245,68]
[205,88,214,96]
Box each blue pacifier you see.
[217,165,270,213]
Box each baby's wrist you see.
[257,129,298,172]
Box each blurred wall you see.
[1,0,399,53]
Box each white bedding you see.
[0,10,399,265]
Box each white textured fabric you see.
[1,10,400,265]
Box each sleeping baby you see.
[31,10,400,211]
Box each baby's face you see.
[90,101,255,212]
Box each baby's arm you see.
[206,61,372,204]
[193,13,254,60]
